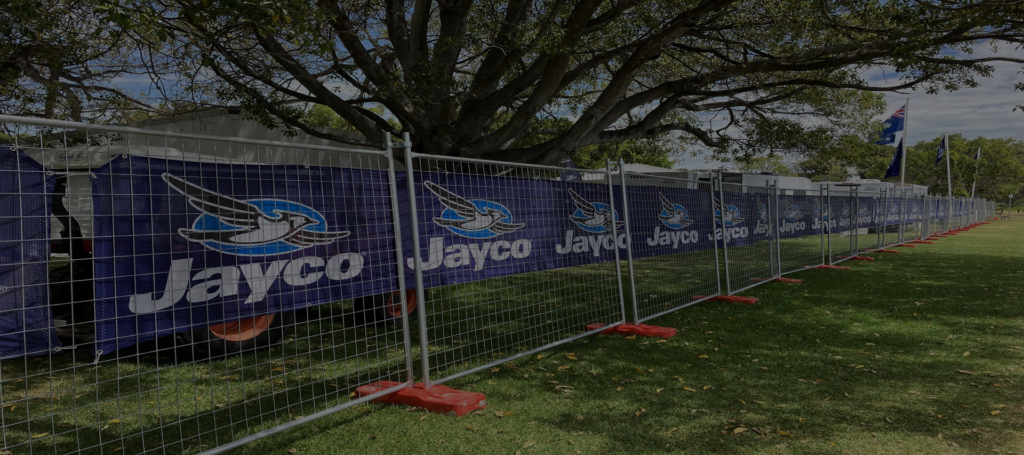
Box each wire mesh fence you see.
[403,152,625,386]
[618,172,720,322]
[0,117,413,455]
[718,183,777,294]
[0,114,998,454]
[882,191,903,247]
[777,190,825,275]
[826,190,858,265]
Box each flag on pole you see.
[885,137,904,178]
[935,134,949,164]
[875,104,907,145]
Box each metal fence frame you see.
[0,114,997,454]
[0,115,416,455]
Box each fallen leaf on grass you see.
[634,407,645,416]
[798,417,806,422]
[667,427,681,435]
[737,399,746,404]
[656,388,665,394]
[557,366,571,371]
[990,411,1001,416]
[956,370,975,375]
[495,411,512,418]
[962,352,971,357]
[703,386,712,390]
[697,355,709,359]
[733,427,748,435]
[778,430,793,437]
[522,441,536,449]
[683,387,697,392]
[32,433,48,439]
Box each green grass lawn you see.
[237,217,1024,454]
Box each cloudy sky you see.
[674,46,1024,170]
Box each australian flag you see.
[885,137,904,179]
[875,105,906,145]
[935,134,949,164]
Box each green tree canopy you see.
[83,0,1024,165]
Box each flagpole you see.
[971,147,980,198]
[945,133,953,197]
[901,98,909,187]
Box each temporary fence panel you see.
[718,182,777,295]
[882,191,903,247]
[826,190,857,265]
[776,189,826,275]
[902,195,922,241]
[0,116,413,455]
[618,171,720,322]
[855,191,882,253]
[402,152,625,387]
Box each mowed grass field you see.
[238,217,1024,454]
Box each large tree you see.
[0,0,181,121]
[106,0,1023,163]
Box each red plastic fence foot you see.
[691,295,710,301]
[605,323,676,338]
[848,256,875,261]
[585,323,677,338]
[876,249,899,254]
[775,277,803,283]
[895,244,916,248]
[710,295,759,305]
[932,235,949,238]
[911,240,933,244]
[356,382,486,416]
[817,265,850,270]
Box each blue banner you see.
[0,146,58,358]
[776,194,821,239]
[92,156,400,353]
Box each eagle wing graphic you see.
[425,181,481,219]
[163,173,268,242]
[568,188,598,224]
[163,173,265,227]
[658,193,676,221]
[490,221,526,234]
[288,229,350,247]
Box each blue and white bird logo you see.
[713,198,745,227]
[568,188,623,233]
[783,198,803,222]
[841,202,851,219]
[756,198,769,225]
[889,202,900,216]
[910,202,920,215]
[657,192,693,230]
[426,181,524,239]
[815,199,830,221]
[163,173,349,256]
[858,202,870,217]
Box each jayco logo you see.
[779,198,806,234]
[885,201,902,223]
[646,192,699,249]
[129,174,360,314]
[164,173,350,256]
[783,199,803,222]
[708,197,751,242]
[753,198,772,236]
[812,199,837,230]
[815,199,830,221]
[556,189,626,257]
[412,182,531,271]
